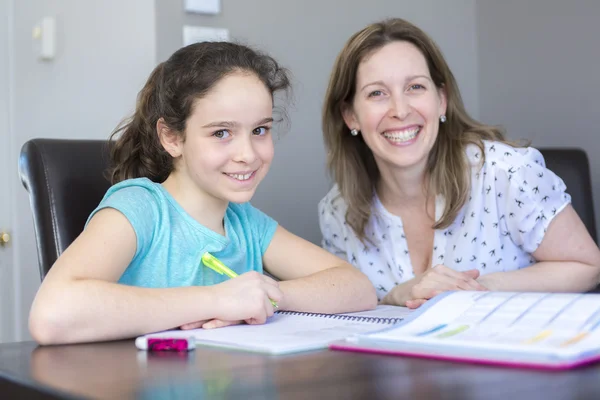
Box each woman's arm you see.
[263,226,378,313]
[478,205,600,292]
[30,209,281,345]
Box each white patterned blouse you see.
[319,141,571,300]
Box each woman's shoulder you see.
[466,140,546,172]
[319,185,349,215]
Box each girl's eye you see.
[368,90,383,97]
[253,126,270,136]
[213,130,231,139]
[409,84,425,91]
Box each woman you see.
[319,18,600,308]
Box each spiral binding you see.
[276,310,402,325]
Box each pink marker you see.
[135,337,195,352]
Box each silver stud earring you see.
[440,115,447,123]
[350,129,359,136]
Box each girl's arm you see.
[29,209,282,345]
[263,226,378,313]
[478,205,600,292]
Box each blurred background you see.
[0,0,598,342]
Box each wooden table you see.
[1,340,600,399]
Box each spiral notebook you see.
[330,291,600,370]
[138,305,411,355]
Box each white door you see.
[0,0,16,343]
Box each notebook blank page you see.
[144,306,410,354]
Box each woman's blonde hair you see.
[323,18,511,243]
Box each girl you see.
[319,18,600,308]
[30,42,377,344]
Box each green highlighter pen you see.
[201,252,279,309]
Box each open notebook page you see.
[355,291,600,359]
[140,305,412,355]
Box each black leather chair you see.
[539,148,597,243]
[19,139,112,279]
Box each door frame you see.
[0,0,16,343]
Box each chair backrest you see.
[538,148,597,243]
[19,139,113,279]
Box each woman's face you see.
[344,41,447,176]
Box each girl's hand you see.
[181,271,282,329]
[180,319,243,330]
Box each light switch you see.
[184,0,221,15]
[32,16,56,61]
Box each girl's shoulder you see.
[226,201,260,217]
[98,177,168,215]
[87,178,166,233]
[226,202,278,253]
[104,177,164,199]
[226,201,277,228]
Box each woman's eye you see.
[409,84,425,91]
[213,130,230,139]
[368,90,383,97]
[253,126,270,136]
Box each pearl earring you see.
[440,115,447,123]
[350,129,359,136]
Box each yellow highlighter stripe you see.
[523,329,552,344]
[201,252,278,309]
[436,325,469,339]
[560,332,589,347]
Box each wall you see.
[155,0,480,244]
[477,0,600,236]
[7,0,156,340]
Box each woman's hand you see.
[382,265,488,308]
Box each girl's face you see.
[167,72,275,205]
[344,41,447,176]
